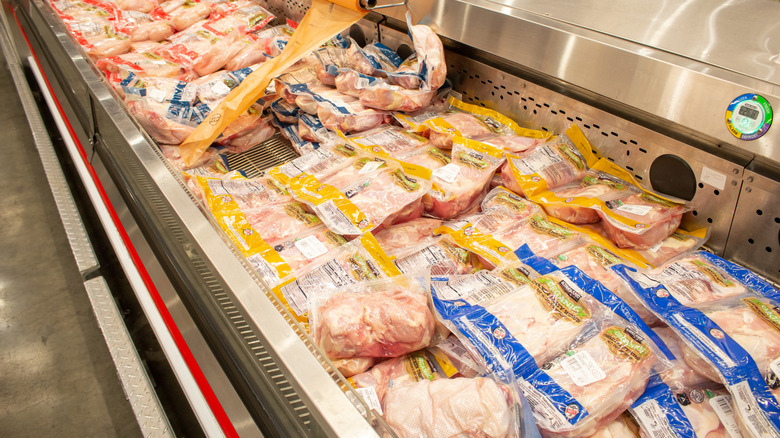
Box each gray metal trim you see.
[84,277,174,438]
[0,5,98,274]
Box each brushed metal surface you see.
[84,277,174,438]
[379,0,780,166]
[725,169,780,283]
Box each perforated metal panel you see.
[224,133,299,178]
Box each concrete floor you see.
[0,52,141,436]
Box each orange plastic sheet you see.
[180,0,367,165]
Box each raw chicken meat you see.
[160,0,211,32]
[373,217,442,254]
[600,192,686,250]
[348,125,429,158]
[653,326,713,389]
[392,236,479,275]
[267,226,347,273]
[114,0,157,13]
[584,415,636,438]
[67,20,133,59]
[482,213,584,266]
[97,51,190,79]
[202,1,274,36]
[192,175,292,211]
[127,98,195,145]
[312,283,435,359]
[332,357,375,378]
[358,84,437,113]
[537,326,657,438]
[216,106,275,154]
[552,243,659,325]
[481,133,547,154]
[645,253,749,306]
[389,20,446,91]
[114,10,174,42]
[153,23,243,76]
[679,391,732,438]
[423,111,495,149]
[334,69,381,97]
[501,135,591,197]
[316,99,387,134]
[398,146,450,171]
[479,275,602,365]
[225,34,267,70]
[638,229,708,267]
[383,377,515,438]
[425,138,505,219]
[243,202,322,242]
[539,171,636,224]
[679,298,780,384]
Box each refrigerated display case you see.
[1,0,778,435]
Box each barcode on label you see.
[709,395,742,438]
[560,351,606,386]
[631,400,676,438]
[294,235,329,260]
[317,200,364,235]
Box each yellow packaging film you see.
[548,217,649,268]
[179,0,367,165]
[505,124,599,197]
[591,158,683,205]
[267,144,359,187]
[443,226,518,267]
[288,173,374,236]
[446,96,545,137]
[271,232,401,325]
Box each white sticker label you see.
[151,60,167,65]
[709,394,743,438]
[432,163,461,183]
[701,166,727,191]
[294,235,329,260]
[516,377,571,431]
[355,387,383,415]
[211,81,232,95]
[358,161,382,174]
[148,88,166,103]
[647,240,665,253]
[631,400,677,438]
[616,204,654,216]
[560,350,606,386]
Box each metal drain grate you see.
[224,134,299,178]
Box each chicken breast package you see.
[613,252,780,437]
[51,0,134,59]
[501,124,599,198]
[310,277,435,361]
[347,125,430,159]
[288,158,431,236]
[433,260,670,438]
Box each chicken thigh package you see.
[613,251,780,438]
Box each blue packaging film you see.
[612,260,780,437]
[515,244,675,361]
[629,374,697,437]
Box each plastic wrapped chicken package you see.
[432,258,672,438]
[613,251,780,437]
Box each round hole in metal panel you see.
[649,154,697,201]
[349,25,365,47]
[396,44,413,60]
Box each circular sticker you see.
[689,389,705,403]
[656,290,669,298]
[493,327,507,340]
[564,404,580,419]
[726,94,773,140]
[710,328,725,340]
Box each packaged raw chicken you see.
[480,129,553,154]
[271,233,401,323]
[215,106,275,154]
[347,125,429,159]
[654,326,715,389]
[637,227,710,267]
[343,40,402,77]
[332,357,376,378]
[265,226,347,273]
[391,235,481,276]
[297,113,334,143]
[153,22,243,76]
[272,117,319,155]
[314,44,350,86]
[201,0,274,36]
[437,186,543,236]
[424,136,505,219]
[310,277,435,360]
[159,0,211,32]
[242,201,322,243]
[113,9,174,42]
[383,376,526,438]
[267,143,360,187]
[270,98,300,124]
[66,18,133,59]
[189,173,292,213]
[396,95,524,149]
[273,66,320,104]
[160,144,226,173]
[97,51,191,81]
[126,93,199,144]
[349,334,480,406]
[613,255,780,437]
[501,124,598,197]
[373,217,442,253]
[289,159,431,236]
[225,23,294,70]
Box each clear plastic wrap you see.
[114,9,174,42]
[267,144,359,187]
[348,125,429,158]
[97,51,191,81]
[373,217,442,254]
[637,228,710,268]
[159,0,211,32]
[391,235,481,276]
[153,22,243,76]
[201,0,274,36]
[310,277,435,360]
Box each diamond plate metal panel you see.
[84,277,174,438]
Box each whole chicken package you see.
[50,0,133,59]
[613,251,780,437]
[501,124,599,198]
[271,233,401,324]
[310,277,436,361]
[288,158,431,236]
[433,262,669,437]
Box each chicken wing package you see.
[310,277,436,362]
[382,374,533,438]
[613,254,780,437]
[422,136,506,219]
[288,158,431,236]
[433,263,670,437]
[395,95,529,150]
[501,124,599,198]
[271,233,401,324]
